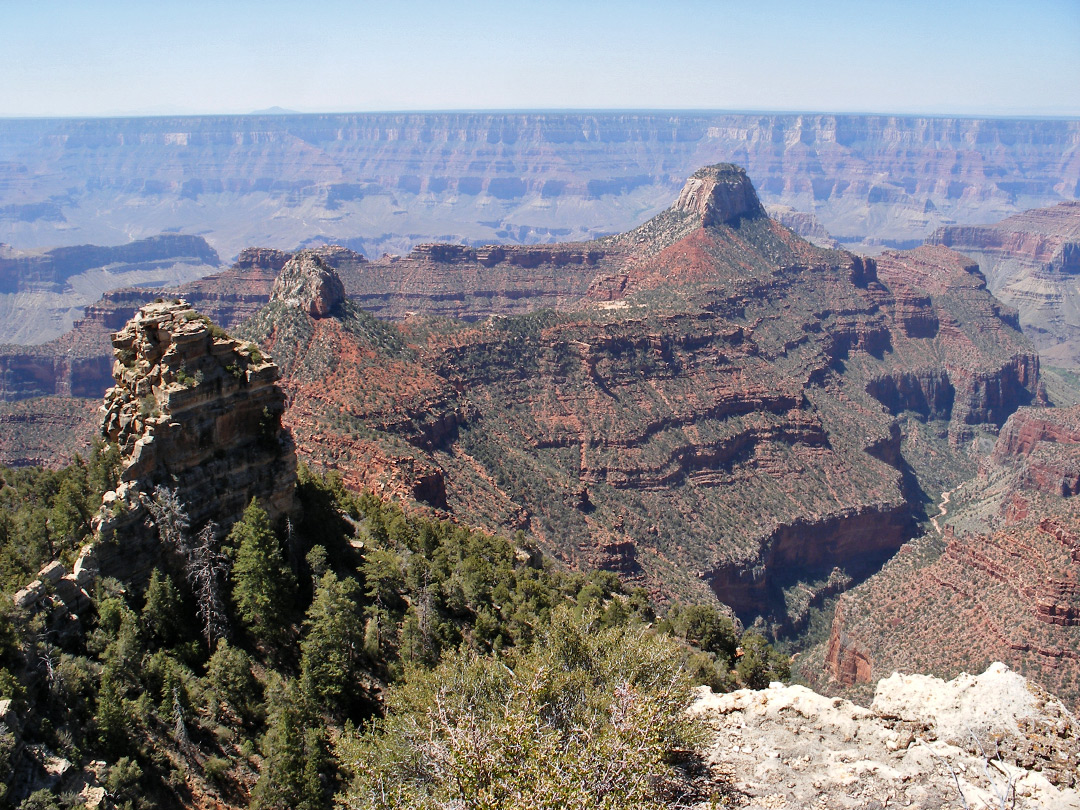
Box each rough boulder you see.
[692,663,1080,809]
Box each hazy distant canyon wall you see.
[1,112,1077,260]
[928,202,1080,368]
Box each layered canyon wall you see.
[236,166,1039,627]
[2,113,1076,262]
[928,201,1080,368]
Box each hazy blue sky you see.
[4,0,1078,117]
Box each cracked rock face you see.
[90,299,297,585]
[269,250,346,318]
[674,164,767,227]
[691,663,1080,810]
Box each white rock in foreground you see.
[691,663,1080,810]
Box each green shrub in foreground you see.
[336,606,707,810]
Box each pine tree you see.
[141,568,184,647]
[48,470,92,550]
[300,572,363,708]
[206,639,261,725]
[228,499,294,646]
[252,675,326,810]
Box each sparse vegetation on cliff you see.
[0,441,119,592]
[0,462,786,808]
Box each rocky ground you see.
[693,663,1080,809]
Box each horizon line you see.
[2,107,1080,123]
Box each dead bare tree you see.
[146,487,191,555]
[188,522,230,649]
[147,488,230,649]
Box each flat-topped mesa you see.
[270,250,346,318]
[87,299,297,585]
[235,247,292,273]
[673,164,767,227]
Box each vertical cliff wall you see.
[82,299,298,586]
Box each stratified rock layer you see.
[2,112,1077,260]
[0,235,219,295]
[0,235,221,343]
[870,245,1041,443]
[239,165,1039,626]
[929,201,1080,368]
[0,247,348,406]
[674,164,767,226]
[994,406,1080,496]
[85,299,297,585]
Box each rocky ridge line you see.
[3,112,1077,260]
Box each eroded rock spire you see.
[674,163,766,227]
[270,250,346,318]
[88,299,297,585]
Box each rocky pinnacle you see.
[87,299,297,586]
[270,250,346,318]
[674,164,767,227]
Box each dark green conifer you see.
[228,500,294,646]
[299,572,363,707]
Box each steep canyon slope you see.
[2,112,1076,263]
[803,403,1080,705]
[929,201,1080,369]
[235,165,1039,627]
